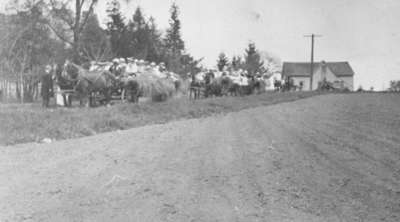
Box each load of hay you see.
[135,72,177,102]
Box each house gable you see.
[282,61,355,91]
[282,62,354,78]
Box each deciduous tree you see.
[47,0,99,63]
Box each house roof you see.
[282,62,354,77]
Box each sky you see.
[2,0,400,89]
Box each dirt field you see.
[0,93,399,221]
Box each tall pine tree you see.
[164,3,185,55]
[231,56,243,70]
[244,42,264,77]
[146,16,163,62]
[81,13,111,62]
[163,2,189,74]
[128,7,151,59]
[217,53,229,71]
[106,0,128,57]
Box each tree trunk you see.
[20,73,24,103]
[73,0,82,64]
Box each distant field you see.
[0,91,320,145]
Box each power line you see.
[304,34,322,90]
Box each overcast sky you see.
[2,0,400,89]
[94,0,400,90]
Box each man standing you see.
[41,65,54,107]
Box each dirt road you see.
[1,94,399,221]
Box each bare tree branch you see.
[79,0,97,33]
[49,0,75,30]
[79,0,86,9]
[80,45,93,61]
[47,22,73,45]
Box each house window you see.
[333,80,344,88]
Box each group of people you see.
[188,68,270,99]
[192,68,268,86]
[39,57,277,107]
[90,58,179,82]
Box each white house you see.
[281,61,354,91]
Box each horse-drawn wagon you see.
[54,60,180,107]
[53,61,132,107]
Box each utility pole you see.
[304,34,322,90]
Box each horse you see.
[251,77,267,94]
[273,79,282,91]
[62,61,117,107]
[120,76,141,103]
[54,63,75,107]
[227,81,241,96]
[205,76,226,98]
[189,72,205,100]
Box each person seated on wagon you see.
[137,60,146,73]
[125,57,138,76]
[159,62,167,72]
[109,58,122,77]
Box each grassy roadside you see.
[0,91,322,145]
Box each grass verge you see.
[0,91,321,145]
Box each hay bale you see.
[151,78,176,102]
[135,72,176,102]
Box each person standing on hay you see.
[125,58,138,76]
[41,64,54,108]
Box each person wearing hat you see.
[126,58,138,75]
[109,58,122,77]
[137,60,145,73]
[159,62,167,72]
[41,64,54,107]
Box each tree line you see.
[0,0,201,102]
[215,43,281,78]
[0,0,281,102]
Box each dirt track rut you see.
[1,94,400,221]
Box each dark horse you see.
[189,72,203,100]
[120,76,141,103]
[62,61,116,107]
